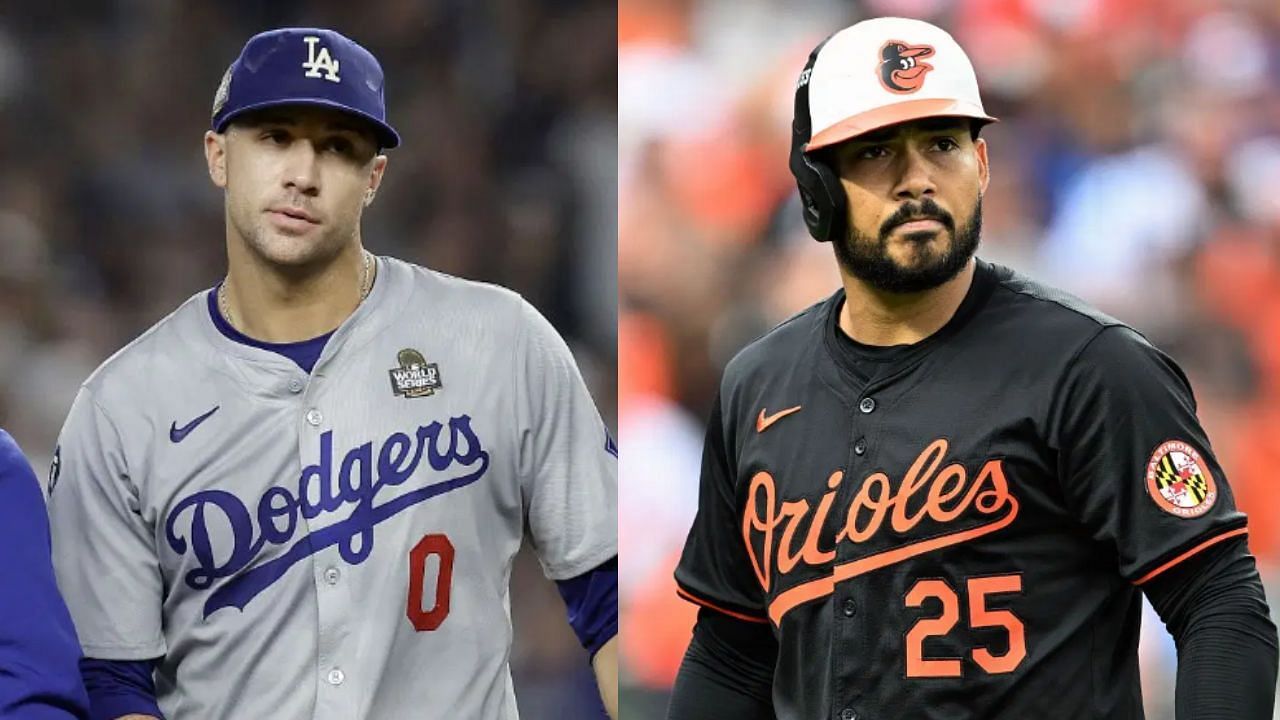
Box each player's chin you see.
[251,231,334,267]
[887,231,950,262]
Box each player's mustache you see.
[881,199,954,236]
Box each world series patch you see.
[1145,440,1216,518]
[389,348,443,398]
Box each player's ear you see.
[974,137,990,196]
[205,130,228,189]
[365,154,388,207]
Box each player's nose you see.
[281,141,321,196]
[892,143,936,200]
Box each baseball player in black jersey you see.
[667,16,1277,720]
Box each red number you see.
[904,579,962,677]
[968,575,1026,673]
[406,534,455,631]
[904,574,1025,678]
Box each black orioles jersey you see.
[675,259,1249,720]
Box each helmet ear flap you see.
[790,37,847,244]
[790,145,847,244]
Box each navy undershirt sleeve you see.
[554,557,618,659]
[80,658,161,720]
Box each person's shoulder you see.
[983,260,1131,339]
[79,291,210,402]
[0,429,46,531]
[1072,322,1176,381]
[385,256,570,348]
[388,256,526,318]
[721,292,834,388]
[0,428,22,469]
[0,428,37,487]
[980,261,1175,380]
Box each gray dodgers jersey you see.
[48,256,618,720]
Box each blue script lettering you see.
[163,415,490,617]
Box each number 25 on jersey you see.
[905,574,1027,678]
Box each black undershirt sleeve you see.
[1142,536,1278,719]
[667,609,778,720]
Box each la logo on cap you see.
[302,35,340,82]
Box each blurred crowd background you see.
[0,1,615,717]
[619,0,1280,717]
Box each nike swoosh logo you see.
[756,406,802,433]
[170,406,220,443]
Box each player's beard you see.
[834,196,982,294]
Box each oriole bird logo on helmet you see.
[879,40,934,93]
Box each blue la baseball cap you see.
[211,28,401,149]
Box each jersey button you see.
[324,567,340,585]
[859,397,875,414]
[306,408,323,426]
[843,598,857,617]
[327,668,345,686]
[288,378,304,394]
[853,438,867,456]
[840,709,857,720]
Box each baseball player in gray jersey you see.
[46,28,618,720]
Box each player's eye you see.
[324,137,354,155]
[262,129,290,145]
[857,146,890,160]
[931,137,960,152]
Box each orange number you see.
[406,533,455,631]
[904,579,962,677]
[968,575,1026,673]
[904,574,1026,678]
